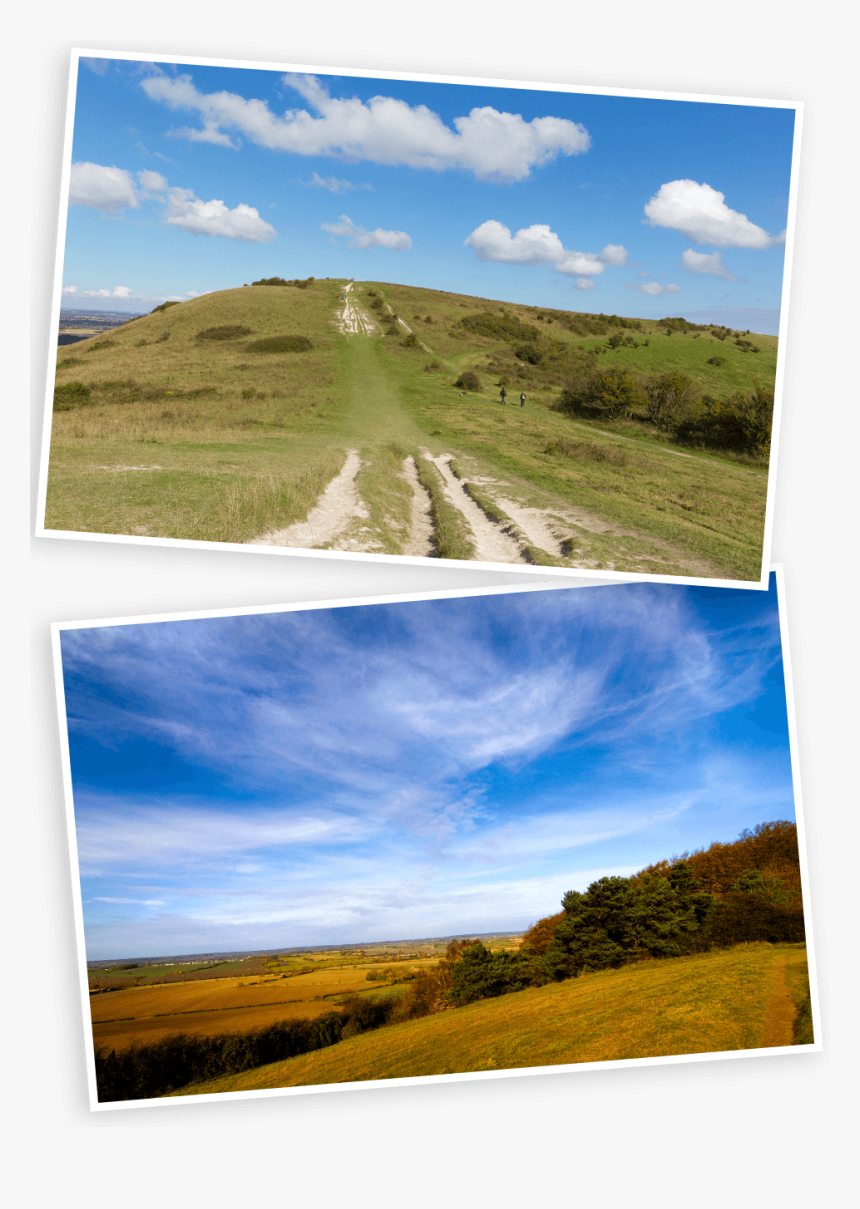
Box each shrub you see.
[457,311,540,344]
[708,356,726,366]
[196,325,252,341]
[514,343,543,364]
[675,383,773,456]
[85,340,117,353]
[454,370,481,391]
[558,366,646,420]
[251,276,313,288]
[423,359,442,371]
[606,332,624,349]
[641,370,699,430]
[385,324,399,336]
[150,301,181,314]
[402,332,419,348]
[424,315,433,323]
[245,335,314,354]
[241,387,256,399]
[53,381,91,411]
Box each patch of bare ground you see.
[759,957,796,1047]
[423,451,526,565]
[461,464,721,576]
[249,449,367,548]
[334,283,377,336]
[400,456,436,557]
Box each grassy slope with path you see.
[171,943,809,1096]
[45,279,772,578]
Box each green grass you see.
[45,279,774,579]
[170,943,809,1096]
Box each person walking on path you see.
[500,386,507,405]
[520,392,526,407]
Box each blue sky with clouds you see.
[60,578,795,960]
[61,56,796,333]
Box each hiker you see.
[500,386,507,404]
[520,392,526,407]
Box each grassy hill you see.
[45,279,775,579]
[170,942,809,1097]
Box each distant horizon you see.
[57,291,782,337]
[60,577,795,961]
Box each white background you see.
[12,4,855,1204]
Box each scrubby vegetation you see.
[251,276,315,288]
[558,367,774,457]
[196,325,253,341]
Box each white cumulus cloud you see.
[321,214,411,250]
[69,162,139,212]
[465,220,627,281]
[137,169,168,194]
[644,180,785,248]
[681,248,744,281]
[626,281,681,297]
[163,188,277,242]
[140,72,591,182]
[575,278,596,291]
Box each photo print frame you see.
[37,51,802,588]
[52,569,819,1110]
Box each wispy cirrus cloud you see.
[296,172,372,194]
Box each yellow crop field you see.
[94,999,339,1051]
[172,943,809,1096]
[91,958,438,1049]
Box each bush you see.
[423,359,442,371]
[150,301,181,314]
[251,276,313,288]
[402,332,419,348]
[675,383,773,456]
[641,370,698,430]
[241,387,256,399]
[245,335,314,354]
[706,895,805,946]
[514,344,543,364]
[708,356,726,366]
[558,366,646,420]
[454,370,481,392]
[53,381,91,411]
[457,311,540,344]
[196,325,252,341]
[424,315,433,323]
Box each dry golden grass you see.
[171,943,809,1096]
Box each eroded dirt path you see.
[400,456,436,557]
[336,283,377,336]
[759,957,797,1048]
[423,451,527,564]
[249,450,367,548]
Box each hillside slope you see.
[46,279,772,579]
[172,943,809,1097]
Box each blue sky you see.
[61,56,796,333]
[60,577,795,960]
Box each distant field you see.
[171,943,809,1096]
[45,280,774,580]
[91,956,437,1051]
